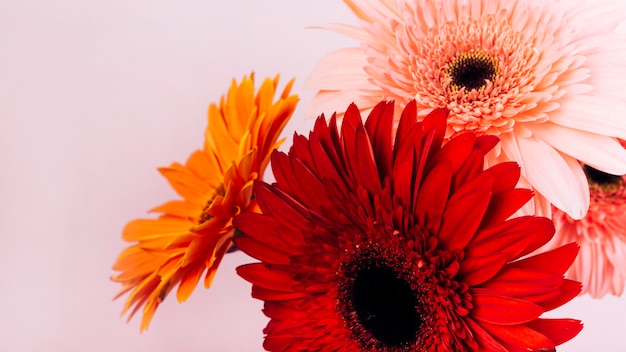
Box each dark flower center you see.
[352,264,421,346]
[227,229,244,253]
[198,184,226,224]
[583,164,622,188]
[447,51,499,91]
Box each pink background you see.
[1,1,625,350]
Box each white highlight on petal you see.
[502,130,589,219]
[532,122,626,175]
[547,95,626,140]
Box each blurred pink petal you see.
[550,163,626,298]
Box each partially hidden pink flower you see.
[305,0,626,219]
[551,160,626,298]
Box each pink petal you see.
[548,95,626,140]
[305,90,374,120]
[501,130,589,219]
[304,47,377,90]
[532,122,626,175]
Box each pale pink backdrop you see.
[1,1,625,351]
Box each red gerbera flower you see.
[234,101,582,351]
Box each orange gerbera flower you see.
[111,73,298,331]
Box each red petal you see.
[232,212,277,241]
[253,182,309,238]
[264,335,295,351]
[415,159,452,219]
[234,236,291,264]
[449,135,500,192]
[438,185,492,251]
[393,109,439,195]
[271,150,297,191]
[526,318,583,345]
[234,198,304,251]
[513,217,556,259]
[452,150,484,192]
[272,152,327,210]
[471,294,543,325]
[480,189,533,228]
[311,115,344,174]
[451,155,504,198]
[467,217,547,262]
[426,132,476,175]
[364,101,394,178]
[263,313,305,335]
[394,100,419,150]
[486,162,521,193]
[413,127,435,196]
[290,132,314,169]
[351,124,382,193]
[251,285,307,301]
[291,157,332,209]
[420,107,447,161]
[474,265,564,301]
[237,263,297,291]
[479,322,556,351]
[341,109,381,194]
[326,114,343,164]
[474,135,500,155]
[464,318,508,351]
[459,253,508,286]
[263,301,299,320]
[342,102,363,128]
[510,242,579,275]
[392,143,417,204]
[540,279,582,312]
[469,216,531,248]
[309,131,345,184]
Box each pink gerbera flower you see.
[306,0,626,219]
[551,162,626,298]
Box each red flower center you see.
[334,236,465,351]
[338,247,424,351]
